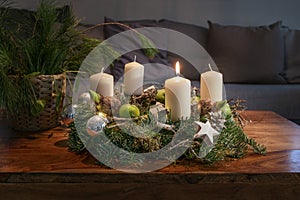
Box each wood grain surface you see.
[0,110,299,199]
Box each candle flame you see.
[175,61,180,75]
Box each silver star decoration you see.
[194,121,220,146]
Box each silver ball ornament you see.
[78,92,92,104]
[86,114,108,136]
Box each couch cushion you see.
[190,80,300,121]
[158,19,209,81]
[103,17,175,85]
[284,28,300,83]
[207,21,286,84]
[158,19,208,49]
[224,84,300,121]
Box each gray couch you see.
[160,20,300,123]
[159,19,300,124]
[82,18,300,124]
[6,7,299,123]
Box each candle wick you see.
[134,55,136,62]
[208,64,213,71]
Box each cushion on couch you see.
[207,21,286,84]
[284,28,300,83]
[103,17,175,85]
[224,84,300,120]
[158,19,208,49]
[158,19,209,81]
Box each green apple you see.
[89,90,101,104]
[191,96,200,104]
[215,100,232,117]
[119,104,140,118]
[156,89,165,104]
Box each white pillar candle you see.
[124,58,144,95]
[90,72,114,97]
[165,61,191,121]
[200,65,223,103]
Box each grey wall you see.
[12,0,300,28]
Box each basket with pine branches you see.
[0,0,99,131]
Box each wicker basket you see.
[9,74,66,131]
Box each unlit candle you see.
[200,65,223,103]
[124,58,144,95]
[90,71,114,97]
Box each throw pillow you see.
[207,21,286,83]
[103,17,175,85]
[158,19,208,49]
[158,19,209,81]
[284,28,300,83]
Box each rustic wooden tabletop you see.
[0,110,299,200]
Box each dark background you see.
[12,0,300,28]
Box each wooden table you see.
[0,111,300,200]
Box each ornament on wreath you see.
[198,99,212,116]
[209,110,226,133]
[78,92,93,105]
[101,96,121,117]
[194,120,219,146]
[86,113,108,136]
[89,90,121,117]
[68,84,267,166]
[130,86,157,115]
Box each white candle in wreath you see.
[165,61,191,121]
[90,70,114,97]
[124,56,144,95]
[200,64,223,103]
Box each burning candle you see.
[90,69,114,97]
[200,64,223,103]
[124,56,144,95]
[165,61,191,121]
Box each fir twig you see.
[80,21,159,59]
[228,98,248,128]
[67,89,267,167]
[68,121,85,153]
[203,118,266,163]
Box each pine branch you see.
[67,103,94,153]
[80,21,159,59]
[203,118,266,163]
[68,121,85,153]
[243,136,267,154]
[67,93,267,167]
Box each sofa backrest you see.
[157,19,208,81]
[284,28,300,83]
[5,6,300,84]
[79,18,300,84]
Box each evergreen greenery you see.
[0,0,99,115]
[0,0,159,117]
[68,97,266,166]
